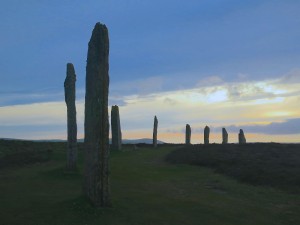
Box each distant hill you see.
[122,138,165,144]
[78,138,165,144]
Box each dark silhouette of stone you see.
[153,116,158,148]
[111,105,122,150]
[64,63,77,171]
[185,124,191,145]
[84,22,111,207]
[222,128,228,144]
[239,129,246,144]
[204,126,210,145]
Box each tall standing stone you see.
[185,124,191,145]
[204,125,210,145]
[239,129,246,144]
[153,116,158,148]
[64,63,77,171]
[222,128,228,144]
[84,22,111,207]
[111,105,122,150]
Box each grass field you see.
[0,141,299,225]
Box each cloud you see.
[218,118,300,135]
[278,69,300,84]
[1,70,300,141]
[237,73,248,81]
[0,101,84,126]
[0,124,67,140]
[197,75,223,87]
[0,90,62,107]
[226,82,276,101]
[0,100,86,139]
[163,97,177,106]
[3,68,299,109]
[0,87,86,107]
[111,76,164,96]
[109,96,127,107]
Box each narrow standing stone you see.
[84,22,111,207]
[185,124,191,145]
[111,105,122,150]
[153,116,158,148]
[64,63,77,171]
[222,128,228,144]
[204,125,210,145]
[239,129,246,144]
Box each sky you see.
[0,0,300,143]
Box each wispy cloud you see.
[116,72,300,137]
[211,118,300,135]
[0,100,84,126]
[0,100,85,139]
[196,75,224,87]
[0,71,299,141]
[0,87,86,107]
[111,76,164,96]
[0,90,62,107]
[278,69,300,84]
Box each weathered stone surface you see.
[84,22,111,207]
[111,105,122,150]
[153,116,158,148]
[239,129,246,144]
[204,125,210,145]
[185,124,191,145]
[222,128,228,144]
[64,63,77,171]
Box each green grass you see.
[0,143,299,225]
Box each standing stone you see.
[185,124,191,145]
[153,116,158,148]
[204,125,210,145]
[84,22,111,207]
[111,105,122,150]
[239,129,246,144]
[64,63,77,171]
[222,128,228,144]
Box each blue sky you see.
[0,0,300,142]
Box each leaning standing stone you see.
[185,124,191,145]
[153,116,158,148]
[239,129,246,144]
[204,125,210,145]
[84,22,111,207]
[64,63,77,171]
[111,105,122,150]
[222,128,228,144]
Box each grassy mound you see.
[0,140,57,168]
[165,143,300,193]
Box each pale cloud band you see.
[0,71,299,142]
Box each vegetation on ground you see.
[165,143,300,193]
[0,140,299,225]
[0,140,57,168]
